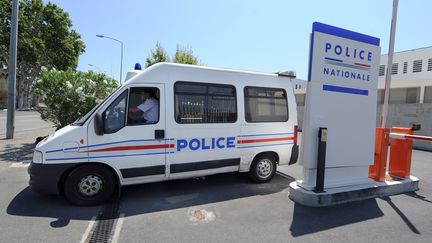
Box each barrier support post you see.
[369,127,390,181]
[389,127,413,178]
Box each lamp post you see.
[6,0,19,139]
[88,64,103,73]
[96,34,123,84]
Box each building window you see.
[413,60,422,73]
[424,86,432,103]
[428,58,432,71]
[244,86,288,122]
[379,65,385,76]
[174,81,237,124]
[391,63,398,75]
[406,87,420,104]
[403,62,408,74]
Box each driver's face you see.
[140,92,149,100]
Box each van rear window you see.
[244,86,288,122]
[174,81,237,124]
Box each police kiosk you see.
[289,22,418,206]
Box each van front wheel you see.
[248,154,277,183]
[63,165,115,206]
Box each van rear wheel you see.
[248,154,277,183]
[64,165,115,206]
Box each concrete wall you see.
[377,103,432,151]
[296,103,432,151]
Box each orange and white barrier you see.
[369,127,432,181]
[389,133,432,142]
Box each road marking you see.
[80,216,97,243]
[111,213,125,243]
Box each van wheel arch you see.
[58,162,120,196]
[252,151,279,165]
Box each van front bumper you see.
[28,162,77,195]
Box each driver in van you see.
[129,89,159,124]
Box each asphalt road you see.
[1,113,432,242]
[1,151,431,243]
[0,111,53,137]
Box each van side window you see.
[244,86,288,122]
[127,87,160,125]
[103,90,128,133]
[175,81,237,123]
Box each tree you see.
[173,45,198,65]
[145,42,169,68]
[34,69,118,128]
[0,0,85,108]
[144,42,201,68]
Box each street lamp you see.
[88,63,102,73]
[96,34,123,84]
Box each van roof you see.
[132,62,280,79]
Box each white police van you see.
[29,63,299,205]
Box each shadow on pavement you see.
[380,196,420,234]
[405,191,432,204]
[120,172,294,216]
[6,187,101,228]
[7,172,293,227]
[0,142,34,163]
[289,199,384,237]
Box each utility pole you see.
[6,0,19,139]
[381,0,398,128]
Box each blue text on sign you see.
[325,43,372,61]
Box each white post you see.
[381,0,399,128]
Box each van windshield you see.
[72,87,120,126]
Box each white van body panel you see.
[36,63,298,187]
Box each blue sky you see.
[47,0,432,81]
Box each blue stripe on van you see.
[46,138,175,153]
[46,151,173,161]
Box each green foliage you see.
[34,69,118,128]
[145,42,169,68]
[144,42,200,67]
[173,45,198,65]
[0,0,85,108]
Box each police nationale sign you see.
[299,22,381,190]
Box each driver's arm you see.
[129,107,140,113]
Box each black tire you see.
[248,154,277,183]
[63,165,116,206]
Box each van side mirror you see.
[94,113,104,136]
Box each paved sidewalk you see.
[0,111,55,166]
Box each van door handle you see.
[155,129,165,139]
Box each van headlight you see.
[32,150,43,164]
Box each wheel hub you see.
[78,175,103,197]
[257,159,272,178]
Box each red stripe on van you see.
[237,136,294,144]
[87,143,174,152]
